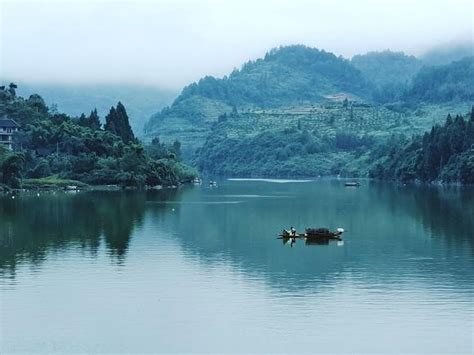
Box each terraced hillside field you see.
[196,101,471,177]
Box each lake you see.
[1,179,473,353]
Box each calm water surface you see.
[0,179,473,353]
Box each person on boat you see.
[290,226,296,236]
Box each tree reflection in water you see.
[0,189,181,274]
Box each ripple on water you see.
[228,178,314,183]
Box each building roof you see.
[0,119,19,128]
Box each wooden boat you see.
[278,230,303,238]
[344,181,360,187]
[278,227,344,240]
[305,227,344,239]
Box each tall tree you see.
[105,102,135,143]
[88,108,101,130]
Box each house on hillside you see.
[0,117,20,150]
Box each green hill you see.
[0,84,195,188]
[144,44,473,181]
[144,45,373,155]
[352,50,423,87]
[351,50,423,103]
[195,102,470,178]
[406,57,474,103]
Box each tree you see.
[8,82,17,97]
[104,102,135,143]
[78,113,89,127]
[342,98,349,108]
[88,109,101,130]
[2,152,25,188]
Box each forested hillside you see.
[142,44,473,183]
[406,57,474,103]
[0,84,195,189]
[195,100,470,178]
[144,45,373,154]
[351,50,423,103]
[175,45,372,107]
[370,109,474,184]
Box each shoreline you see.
[1,176,470,195]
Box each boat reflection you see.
[280,236,344,247]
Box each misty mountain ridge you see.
[174,45,372,107]
[420,41,474,66]
[144,44,473,157]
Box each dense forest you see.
[406,57,474,103]
[369,109,474,184]
[0,83,196,189]
[351,50,423,103]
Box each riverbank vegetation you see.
[0,84,197,189]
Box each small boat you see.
[278,230,303,238]
[278,227,344,240]
[305,227,344,239]
[344,181,360,187]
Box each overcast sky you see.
[1,0,472,89]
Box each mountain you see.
[144,44,473,181]
[420,41,474,66]
[15,83,177,137]
[351,50,423,87]
[406,57,474,103]
[145,45,373,155]
[351,50,423,103]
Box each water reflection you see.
[0,181,473,289]
[162,180,474,293]
[1,180,472,354]
[0,191,147,272]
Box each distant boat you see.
[344,181,360,187]
[278,227,344,240]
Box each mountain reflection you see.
[1,182,473,290]
[165,181,474,291]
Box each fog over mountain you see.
[1,0,472,89]
[15,82,176,136]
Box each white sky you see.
[1,0,472,89]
